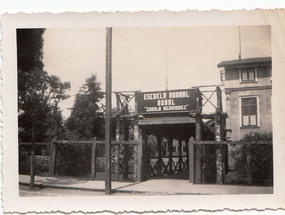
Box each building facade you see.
[218,57,272,141]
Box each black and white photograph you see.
[1,11,285,213]
[17,25,273,195]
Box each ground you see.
[19,171,273,197]
[19,185,145,196]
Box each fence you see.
[19,142,51,176]
[19,139,273,185]
[19,140,139,181]
[189,139,273,186]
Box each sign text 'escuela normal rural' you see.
[136,89,196,114]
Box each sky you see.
[42,26,271,118]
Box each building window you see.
[241,97,258,126]
[240,68,256,82]
[172,146,177,153]
[220,70,225,83]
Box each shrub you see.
[231,132,273,186]
[55,143,92,177]
[19,143,50,176]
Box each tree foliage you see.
[17,29,71,142]
[17,29,45,72]
[66,74,104,139]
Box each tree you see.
[17,29,70,189]
[66,74,104,139]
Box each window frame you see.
[239,67,257,83]
[239,95,260,128]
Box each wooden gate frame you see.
[114,86,227,183]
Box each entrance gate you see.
[114,86,227,184]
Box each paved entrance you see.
[19,174,273,195]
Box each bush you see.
[19,143,50,176]
[231,132,273,186]
[55,143,92,177]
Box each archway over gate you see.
[114,86,226,183]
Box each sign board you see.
[136,89,196,114]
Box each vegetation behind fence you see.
[230,132,273,186]
[19,141,137,181]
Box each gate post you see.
[133,117,141,182]
[195,88,202,183]
[189,136,195,183]
[114,144,120,180]
[215,86,225,184]
[137,128,147,181]
[133,143,138,181]
[115,93,121,142]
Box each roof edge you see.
[217,57,272,68]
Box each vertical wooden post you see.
[195,88,202,183]
[137,130,144,181]
[123,119,129,180]
[49,142,57,176]
[133,143,138,181]
[115,93,121,141]
[116,118,121,141]
[133,116,140,181]
[91,138,97,179]
[157,137,162,176]
[105,27,112,195]
[114,144,120,180]
[168,138,173,174]
[189,136,195,183]
[185,139,189,169]
[215,86,224,184]
[115,111,121,180]
[49,143,53,175]
[134,92,144,182]
[247,144,252,185]
[29,118,36,190]
[178,139,182,171]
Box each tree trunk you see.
[29,118,36,190]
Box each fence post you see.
[91,138,97,179]
[115,93,121,142]
[49,141,57,176]
[123,119,129,180]
[195,114,202,183]
[189,136,195,183]
[133,117,142,182]
[247,144,252,185]
[215,86,225,184]
[114,144,120,180]
[195,88,202,183]
[133,143,138,181]
[137,139,143,181]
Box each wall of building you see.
[224,66,271,89]
[226,88,272,141]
